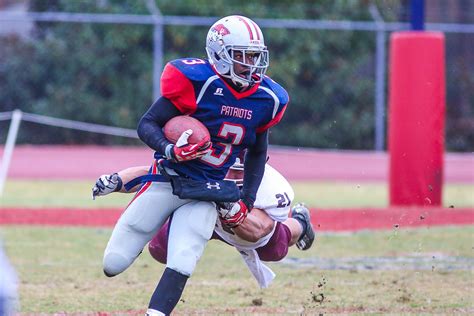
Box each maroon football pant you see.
[148,220,291,263]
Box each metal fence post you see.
[146,0,163,102]
[374,29,387,151]
[153,22,163,101]
[370,5,387,151]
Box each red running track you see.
[1,207,472,231]
[2,145,473,182]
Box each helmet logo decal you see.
[213,24,231,36]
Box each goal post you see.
[388,31,446,206]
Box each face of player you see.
[232,50,260,79]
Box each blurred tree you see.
[0,0,471,151]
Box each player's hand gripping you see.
[216,200,250,228]
[92,173,122,200]
[166,129,211,163]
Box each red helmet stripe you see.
[249,20,261,40]
[237,16,254,40]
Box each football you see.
[163,115,211,145]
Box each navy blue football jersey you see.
[158,58,288,181]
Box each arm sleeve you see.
[137,97,182,155]
[241,130,268,207]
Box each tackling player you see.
[93,156,316,288]
[102,15,289,316]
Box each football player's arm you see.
[116,166,149,192]
[137,97,181,156]
[92,166,149,199]
[241,130,268,208]
[137,97,211,162]
[232,208,274,242]
[219,132,267,227]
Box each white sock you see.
[145,308,165,316]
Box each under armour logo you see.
[206,182,221,190]
[214,88,224,96]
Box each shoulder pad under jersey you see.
[261,76,289,108]
[255,76,290,133]
[161,58,215,114]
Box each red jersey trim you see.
[124,161,158,210]
[211,65,260,99]
[256,104,288,133]
[161,63,197,115]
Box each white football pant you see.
[103,181,216,276]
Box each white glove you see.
[92,173,122,200]
[176,129,193,147]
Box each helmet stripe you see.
[237,16,254,40]
[249,20,261,40]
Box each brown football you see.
[163,115,211,144]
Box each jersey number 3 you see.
[201,123,244,167]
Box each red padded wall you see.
[388,32,445,206]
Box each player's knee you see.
[258,222,291,261]
[259,245,289,262]
[273,245,289,261]
[166,252,194,277]
[166,202,216,276]
[166,229,207,276]
[103,252,131,277]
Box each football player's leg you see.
[148,220,170,264]
[103,182,186,277]
[166,200,217,275]
[147,201,217,314]
[256,222,292,262]
[290,203,316,250]
[148,219,227,265]
[283,217,304,246]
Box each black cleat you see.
[291,203,315,250]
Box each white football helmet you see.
[206,15,269,88]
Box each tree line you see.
[0,0,471,151]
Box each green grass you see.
[1,180,472,314]
[1,225,473,315]
[1,180,473,208]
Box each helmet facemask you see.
[225,157,244,187]
[225,47,269,88]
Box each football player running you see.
[102,15,289,316]
[93,157,316,288]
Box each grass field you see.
[0,180,473,315]
[1,225,473,315]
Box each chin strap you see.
[231,78,249,90]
